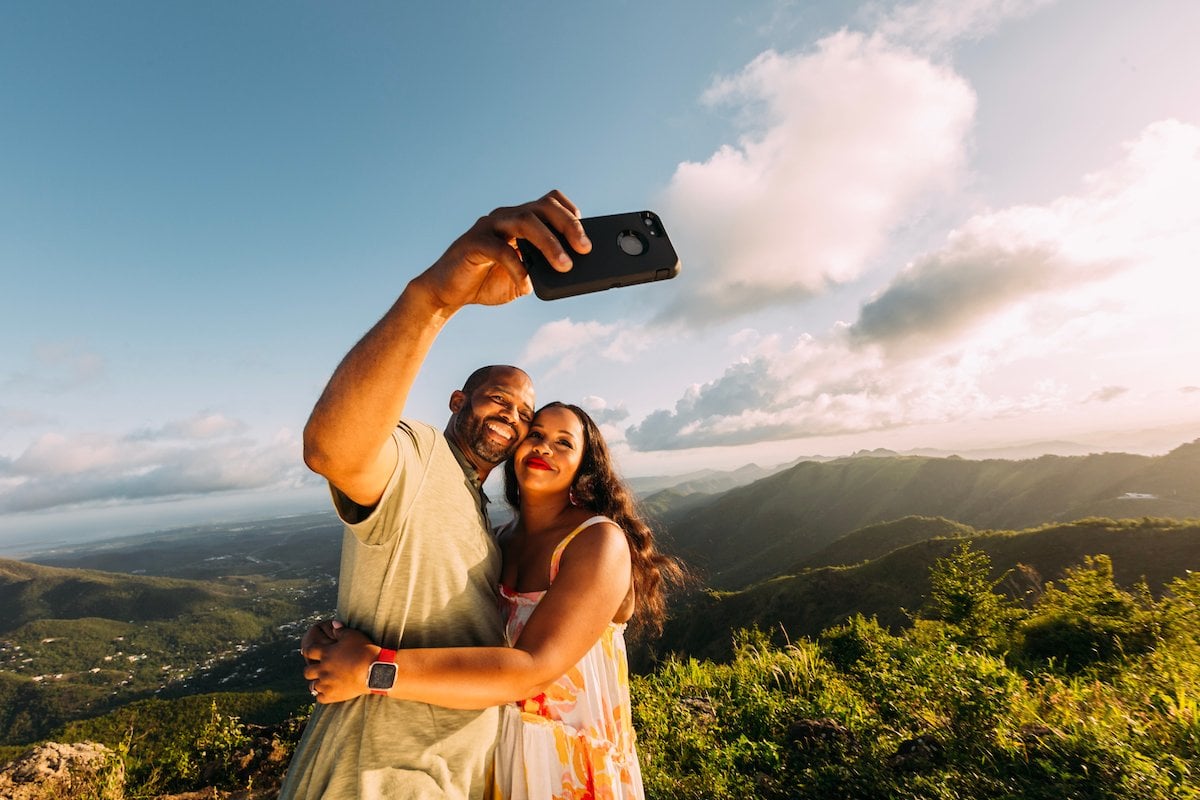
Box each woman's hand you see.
[302,624,381,704]
[299,619,342,664]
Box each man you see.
[279,190,590,799]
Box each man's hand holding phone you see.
[413,189,591,312]
[518,210,681,301]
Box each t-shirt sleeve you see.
[329,421,435,546]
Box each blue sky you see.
[2,0,1199,551]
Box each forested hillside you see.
[2,442,1199,798]
[655,440,1200,589]
[0,557,328,745]
[635,545,1200,799]
[652,517,1200,663]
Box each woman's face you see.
[512,405,585,497]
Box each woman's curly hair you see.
[504,401,686,638]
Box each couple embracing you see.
[280,190,683,800]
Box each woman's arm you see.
[304,520,632,709]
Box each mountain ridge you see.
[652,516,1200,663]
[655,439,1200,589]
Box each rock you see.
[0,741,124,800]
[677,695,717,724]
[887,733,944,769]
[788,717,855,751]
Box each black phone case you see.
[518,210,681,301]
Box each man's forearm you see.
[302,280,452,500]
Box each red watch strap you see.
[369,648,398,696]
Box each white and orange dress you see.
[492,515,646,800]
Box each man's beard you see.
[454,408,518,466]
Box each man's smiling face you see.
[450,367,535,470]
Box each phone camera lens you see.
[616,230,647,256]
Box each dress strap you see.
[548,515,613,582]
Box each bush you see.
[635,552,1200,798]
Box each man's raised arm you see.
[301,190,590,507]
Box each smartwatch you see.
[366,647,398,696]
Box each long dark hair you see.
[504,402,685,638]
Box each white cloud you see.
[521,317,663,377]
[579,395,630,425]
[0,418,309,513]
[131,412,247,441]
[628,120,1200,451]
[852,119,1200,351]
[868,0,1057,51]
[521,319,618,370]
[1086,386,1129,404]
[625,331,1066,450]
[656,31,975,325]
[848,224,1126,353]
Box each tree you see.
[919,542,1022,653]
[1018,554,1156,672]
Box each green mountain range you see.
[0,550,328,745]
[652,439,1200,590]
[3,439,1198,765]
[651,516,1200,663]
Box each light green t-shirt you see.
[280,421,505,800]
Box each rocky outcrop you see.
[0,741,123,800]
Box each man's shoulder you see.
[393,418,454,465]
[394,418,446,445]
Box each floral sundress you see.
[492,515,646,800]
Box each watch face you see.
[367,661,398,691]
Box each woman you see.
[304,402,683,799]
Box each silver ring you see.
[310,681,318,696]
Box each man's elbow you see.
[302,423,336,479]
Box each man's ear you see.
[449,390,466,413]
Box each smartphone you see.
[517,210,681,301]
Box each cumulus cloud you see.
[521,319,617,365]
[625,331,1065,450]
[521,318,661,376]
[130,412,247,441]
[849,225,1124,352]
[656,30,974,325]
[0,418,310,514]
[579,396,630,426]
[1086,386,1129,404]
[628,120,1200,451]
[851,119,1200,352]
[869,0,1057,51]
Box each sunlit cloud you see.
[521,319,617,374]
[522,318,662,376]
[852,119,1200,351]
[580,395,630,426]
[656,30,974,325]
[1085,386,1130,404]
[625,331,1067,450]
[628,120,1200,451]
[868,0,1058,51]
[130,412,248,441]
[848,224,1126,354]
[0,419,311,513]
